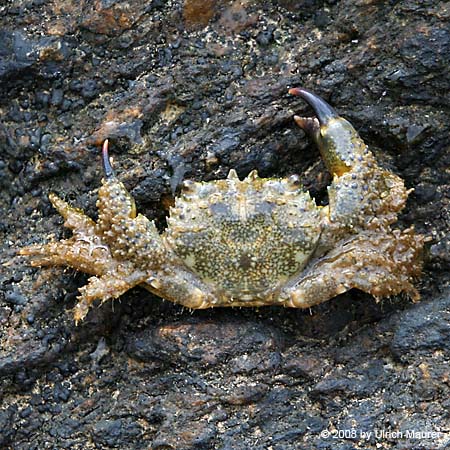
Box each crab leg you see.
[18,238,111,275]
[281,228,424,308]
[19,190,113,275]
[74,264,148,323]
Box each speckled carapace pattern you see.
[20,89,425,323]
[166,171,322,301]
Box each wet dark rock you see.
[81,79,99,99]
[221,382,269,405]
[50,88,64,107]
[281,351,326,379]
[311,372,375,398]
[314,9,331,28]
[0,30,70,82]
[53,382,71,402]
[91,419,143,447]
[429,235,450,263]
[1,0,449,448]
[126,316,283,368]
[229,349,281,374]
[413,182,439,203]
[0,407,16,447]
[210,132,241,157]
[0,330,67,377]
[0,30,37,79]
[4,289,28,305]
[390,292,450,360]
[256,25,276,46]
[89,337,110,368]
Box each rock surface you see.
[0,1,449,449]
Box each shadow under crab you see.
[20,89,425,323]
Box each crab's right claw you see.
[289,87,337,131]
[289,87,370,176]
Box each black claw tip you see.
[289,87,337,125]
[101,139,115,178]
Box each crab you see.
[20,88,424,323]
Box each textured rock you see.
[390,290,450,359]
[1,0,449,449]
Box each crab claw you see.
[289,87,337,125]
[289,87,369,176]
[101,139,115,179]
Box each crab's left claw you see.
[95,139,139,246]
[101,139,115,179]
[289,87,371,177]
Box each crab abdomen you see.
[164,170,322,304]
